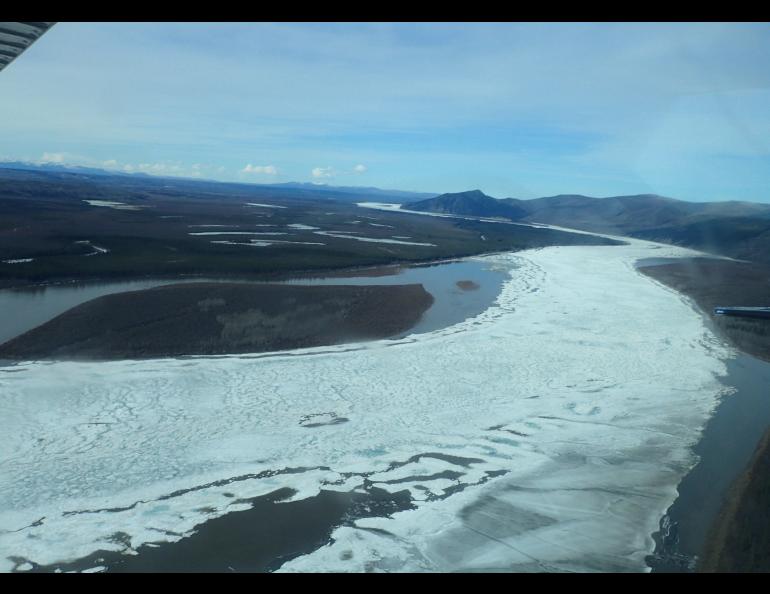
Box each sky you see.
[1,22,769,202]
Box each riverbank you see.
[638,258,770,363]
[699,426,770,572]
[638,258,770,572]
[0,282,434,360]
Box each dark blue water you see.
[649,352,770,571]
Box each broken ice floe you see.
[0,238,733,573]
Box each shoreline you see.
[639,258,770,572]
[638,258,770,364]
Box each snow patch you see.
[287,224,320,231]
[210,240,326,247]
[245,203,287,209]
[83,200,146,211]
[189,232,288,236]
[74,240,109,257]
[313,231,436,247]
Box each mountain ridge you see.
[408,189,528,220]
[0,163,435,204]
[405,189,770,263]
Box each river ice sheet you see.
[0,239,733,572]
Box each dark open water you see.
[638,257,770,572]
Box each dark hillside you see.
[408,190,527,220]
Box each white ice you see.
[356,202,403,212]
[287,224,320,230]
[189,232,288,236]
[245,203,287,209]
[357,201,560,230]
[0,237,733,573]
[74,240,109,257]
[313,231,437,247]
[83,200,146,211]
[209,240,326,247]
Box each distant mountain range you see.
[406,190,770,263]
[0,160,152,178]
[0,162,437,204]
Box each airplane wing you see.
[0,22,56,73]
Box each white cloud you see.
[354,164,367,173]
[120,161,187,176]
[241,164,278,175]
[312,166,334,179]
[38,152,104,168]
[138,162,184,174]
[40,152,65,163]
[31,152,217,180]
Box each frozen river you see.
[0,238,733,572]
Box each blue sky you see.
[1,22,769,202]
